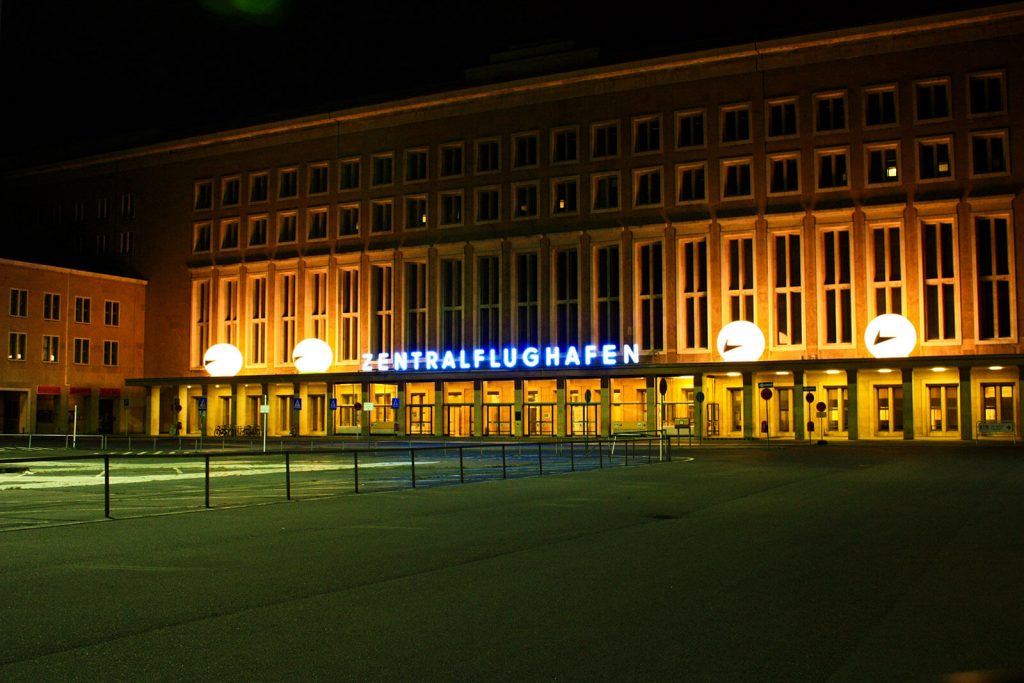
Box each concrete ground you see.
[1,441,1022,681]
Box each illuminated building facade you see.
[0,259,146,434]
[4,5,1023,440]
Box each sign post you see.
[658,378,668,461]
[805,391,815,442]
[815,401,827,446]
[760,387,773,441]
[261,394,269,452]
[197,396,207,451]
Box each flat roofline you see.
[9,3,1024,178]
[0,258,148,285]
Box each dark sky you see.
[0,0,1011,168]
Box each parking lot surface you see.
[1,441,1022,681]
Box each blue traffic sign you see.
[197,397,207,412]
[329,398,338,411]
[391,397,400,410]
[292,397,302,411]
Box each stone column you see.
[902,368,914,440]
[846,369,859,440]
[958,367,973,441]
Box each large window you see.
[248,276,267,365]
[772,233,802,346]
[477,255,501,348]
[595,245,621,345]
[871,225,903,315]
[969,72,1005,115]
[43,292,60,321]
[725,235,754,322]
[675,110,704,148]
[278,273,297,364]
[103,340,119,367]
[75,296,91,323]
[515,253,540,347]
[192,280,210,367]
[219,280,237,346]
[928,385,959,434]
[370,265,393,355]
[592,121,619,158]
[865,85,898,127]
[440,259,464,350]
[405,262,427,351]
[975,216,1014,340]
[922,220,958,341]
[915,79,950,120]
[42,334,59,363]
[821,228,852,344]
[680,238,708,349]
[8,332,26,361]
[592,173,619,211]
[815,92,847,132]
[554,249,579,347]
[677,163,706,202]
[9,288,27,317]
[637,242,664,351]
[982,384,1015,422]
[308,271,328,340]
[721,104,751,143]
[337,268,359,361]
[632,115,661,154]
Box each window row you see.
[192,72,1008,212]
[192,133,1010,252]
[7,291,120,325]
[190,214,1016,368]
[6,333,119,366]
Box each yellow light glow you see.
[203,343,244,377]
[988,366,1004,371]
[825,369,841,375]
[877,368,892,374]
[292,338,333,373]
[775,371,790,376]
[886,165,898,178]
[930,367,946,372]
[726,371,742,377]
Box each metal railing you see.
[0,433,679,523]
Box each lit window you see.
[918,138,954,180]
[405,196,428,230]
[552,178,578,214]
[866,143,900,185]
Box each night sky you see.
[0,0,1011,169]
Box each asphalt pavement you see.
[1,441,1022,681]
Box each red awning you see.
[37,386,62,395]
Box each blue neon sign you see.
[361,344,640,373]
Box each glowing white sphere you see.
[716,320,766,362]
[864,314,917,358]
[292,338,333,373]
[203,343,244,377]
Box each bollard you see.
[411,449,417,488]
[538,442,543,476]
[569,440,575,472]
[501,444,507,479]
[204,456,210,508]
[459,446,465,484]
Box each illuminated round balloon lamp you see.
[203,343,244,377]
[863,314,917,359]
[292,338,333,373]
[716,320,766,362]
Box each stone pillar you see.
[555,378,566,437]
[692,372,703,441]
[846,369,859,440]
[473,380,483,437]
[742,372,754,439]
[902,368,914,440]
[326,382,336,437]
[645,376,658,433]
[149,386,161,436]
[959,367,973,441]
[513,379,524,438]
[360,383,371,438]
[793,370,806,440]
[599,376,611,437]
[433,382,445,437]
